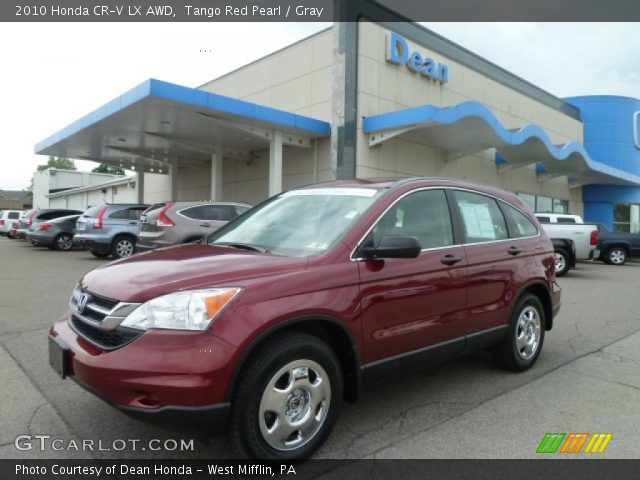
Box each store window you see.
[536,196,553,213]
[516,193,536,212]
[553,198,569,214]
[614,203,640,233]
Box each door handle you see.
[441,255,463,265]
[508,247,522,256]
[200,222,211,227]
[128,221,138,225]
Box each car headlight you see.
[120,288,242,331]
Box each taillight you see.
[156,202,175,227]
[590,229,599,246]
[93,206,108,229]
[28,211,37,226]
[39,223,52,231]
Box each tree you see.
[36,156,77,172]
[92,163,125,175]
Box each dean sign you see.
[386,32,449,84]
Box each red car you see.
[49,178,560,459]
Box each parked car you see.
[595,223,640,265]
[0,210,22,236]
[17,208,83,240]
[25,214,81,251]
[137,201,252,251]
[50,178,560,460]
[536,217,598,276]
[535,213,583,224]
[74,203,150,259]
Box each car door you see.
[451,190,526,336]
[198,204,234,235]
[357,188,468,372]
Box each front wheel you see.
[493,294,545,372]
[229,332,343,460]
[554,248,570,277]
[606,247,627,266]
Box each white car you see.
[0,210,22,236]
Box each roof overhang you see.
[35,79,331,174]
[363,101,640,187]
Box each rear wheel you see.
[493,294,545,372]
[554,248,570,277]
[53,233,73,251]
[111,236,136,259]
[229,332,343,460]
[606,247,627,266]
[90,250,110,259]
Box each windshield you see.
[208,187,384,256]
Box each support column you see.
[269,130,283,196]
[169,159,179,201]
[211,145,223,201]
[136,171,145,204]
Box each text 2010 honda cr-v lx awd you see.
[49,178,561,460]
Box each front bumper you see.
[49,311,238,431]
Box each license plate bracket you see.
[48,335,70,379]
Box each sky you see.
[0,22,638,190]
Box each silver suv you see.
[137,201,251,251]
[74,203,149,259]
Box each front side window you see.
[208,187,384,256]
[364,189,454,250]
[454,191,508,243]
[502,203,539,238]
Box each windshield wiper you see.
[210,242,269,253]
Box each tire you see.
[606,247,627,266]
[553,248,570,277]
[493,294,545,372]
[53,233,73,251]
[111,236,136,259]
[90,250,110,259]
[229,332,343,460]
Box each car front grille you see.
[88,293,119,311]
[69,315,142,350]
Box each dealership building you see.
[35,21,640,232]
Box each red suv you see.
[49,178,560,459]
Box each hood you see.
[81,244,308,303]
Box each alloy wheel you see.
[554,252,566,274]
[57,234,73,250]
[115,239,134,257]
[258,359,331,451]
[515,306,541,360]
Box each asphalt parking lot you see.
[1,238,639,459]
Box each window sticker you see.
[459,201,496,239]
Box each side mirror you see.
[362,235,421,259]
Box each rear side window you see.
[536,216,551,223]
[453,191,508,243]
[501,203,539,238]
[8,212,19,219]
[108,208,131,220]
[200,205,234,221]
[368,189,454,250]
[557,217,576,224]
[180,206,202,220]
[38,211,56,220]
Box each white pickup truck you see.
[535,214,599,277]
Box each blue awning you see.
[363,101,640,187]
[35,79,331,173]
